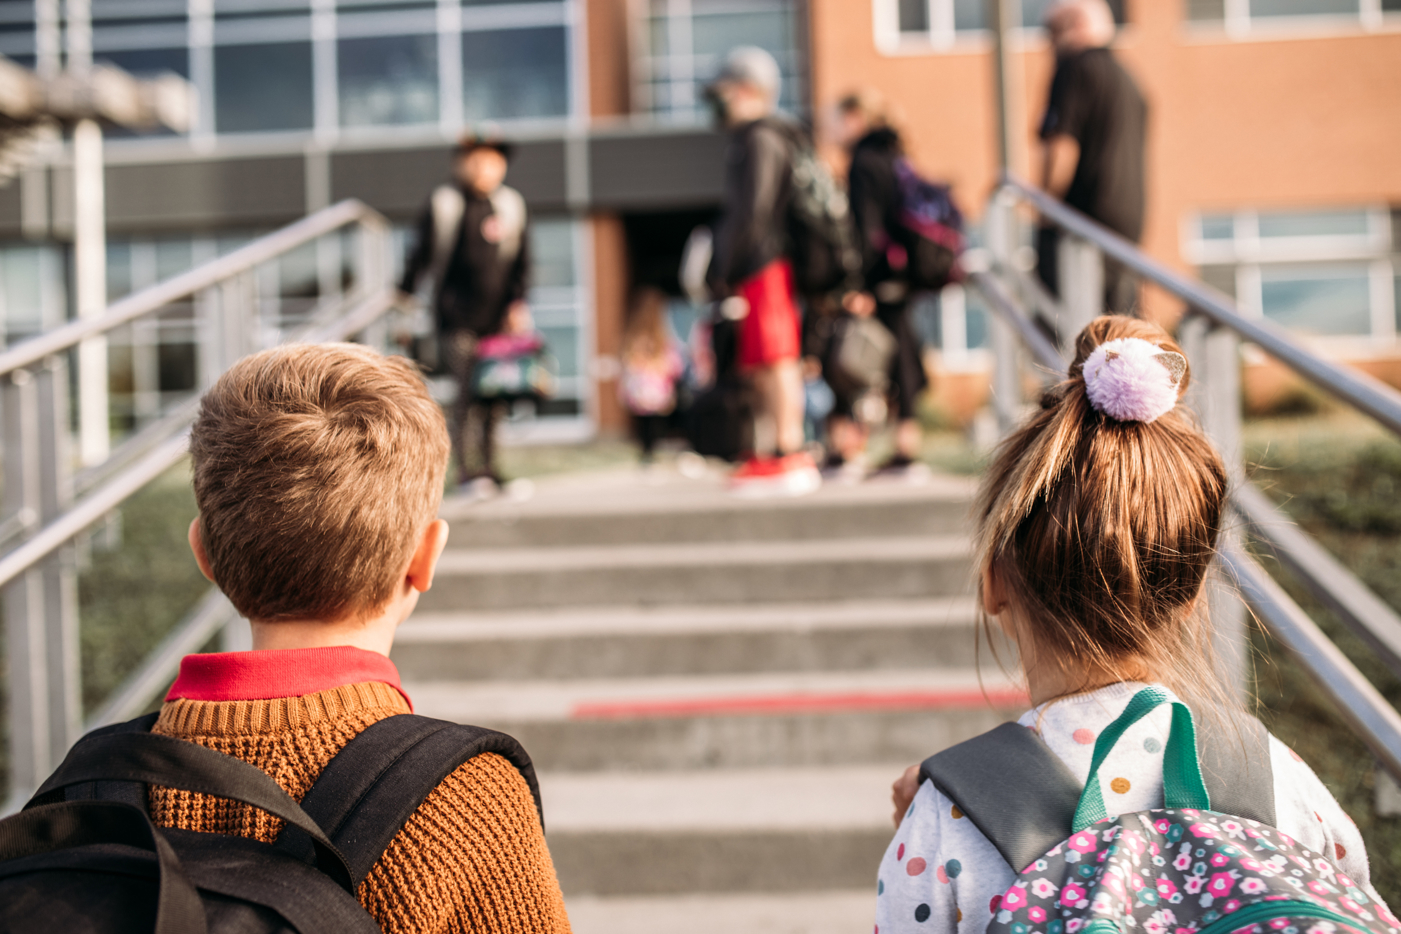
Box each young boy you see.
[155,343,571,933]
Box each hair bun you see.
[1082,337,1187,424]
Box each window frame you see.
[43,0,582,144]
[1183,206,1398,346]
[1183,0,1396,41]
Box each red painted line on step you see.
[570,687,1030,720]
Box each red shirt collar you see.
[166,645,412,710]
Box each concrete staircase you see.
[394,468,1024,933]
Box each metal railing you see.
[0,199,399,805]
[971,176,1401,785]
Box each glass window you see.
[155,239,194,281]
[214,41,314,132]
[899,0,929,32]
[1257,209,1370,239]
[0,246,63,338]
[953,0,985,30]
[339,33,438,127]
[108,242,133,301]
[1200,215,1235,240]
[95,47,189,78]
[538,325,578,378]
[1186,0,1226,18]
[1249,0,1358,14]
[1259,263,1371,336]
[461,27,568,121]
[530,221,576,288]
[692,10,792,58]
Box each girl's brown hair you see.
[976,316,1235,715]
[621,287,672,364]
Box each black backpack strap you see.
[276,714,543,885]
[50,712,161,811]
[25,730,356,894]
[0,800,208,934]
[919,722,1083,872]
[919,712,1277,873]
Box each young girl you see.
[875,316,1390,932]
[619,288,685,464]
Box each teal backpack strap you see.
[919,722,1083,872]
[1071,687,1210,831]
[920,694,1276,872]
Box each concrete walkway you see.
[395,463,1022,932]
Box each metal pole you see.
[1183,311,1249,701]
[36,356,80,763]
[987,0,1021,175]
[3,370,51,792]
[986,190,1021,433]
[1057,236,1103,349]
[67,0,110,467]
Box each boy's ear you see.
[406,519,450,594]
[188,517,216,583]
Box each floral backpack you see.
[919,688,1399,934]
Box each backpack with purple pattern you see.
[920,688,1398,934]
[889,158,964,291]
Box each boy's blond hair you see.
[190,343,449,623]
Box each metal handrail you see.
[0,288,396,594]
[1233,483,1401,680]
[999,174,1401,438]
[1224,545,1401,782]
[969,187,1401,783]
[0,198,382,378]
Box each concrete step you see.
[392,597,1006,681]
[405,668,1023,771]
[541,766,894,896]
[442,470,976,549]
[418,536,974,611]
[566,891,875,934]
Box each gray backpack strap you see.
[918,712,1276,873]
[919,722,1082,873]
[1198,713,1275,827]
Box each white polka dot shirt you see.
[872,681,1387,933]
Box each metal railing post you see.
[1183,311,1250,701]
[987,191,1022,434]
[3,369,50,791]
[1057,235,1103,348]
[35,356,81,763]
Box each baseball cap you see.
[706,46,782,103]
[456,129,514,160]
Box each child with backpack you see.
[620,287,685,464]
[875,316,1393,934]
[0,344,571,933]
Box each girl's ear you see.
[982,563,1009,617]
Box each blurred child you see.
[877,317,1391,933]
[620,288,684,464]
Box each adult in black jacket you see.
[1036,0,1145,318]
[399,134,530,489]
[703,46,818,494]
[834,91,928,478]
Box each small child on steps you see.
[875,316,1391,933]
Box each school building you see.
[0,0,1396,437]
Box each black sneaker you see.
[869,454,930,484]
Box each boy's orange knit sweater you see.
[147,646,571,934]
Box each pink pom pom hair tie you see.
[1081,337,1188,424]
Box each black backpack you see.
[687,314,754,462]
[890,157,964,292]
[0,713,542,934]
[765,119,861,297]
